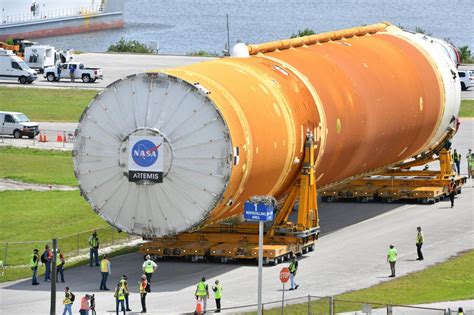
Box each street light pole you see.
[257,220,264,315]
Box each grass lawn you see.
[257,250,474,314]
[0,147,76,186]
[0,87,473,122]
[0,190,131,282]
[0,86,97,122]
[459,99,474,117]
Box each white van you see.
[24,45,55,73]
[0,111,39,138]
[0,48,38,84]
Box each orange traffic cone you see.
[56,133,63,142]
[43,133,48,142]
[195,299,203,314]
[39,134,43,142]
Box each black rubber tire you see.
[18,76,27,84]
[47,73,56,82]
[82,74,91,83]
[13,129,22,139]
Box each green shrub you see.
[290,28,316,39]
[107,38,152,54]
[458,46,474,64]
[186,50,218,57]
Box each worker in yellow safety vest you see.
[466,149,473,178]
[88,230,100,267]
[31,249,40,285]
[458,307,464,315]
[289,255,299,290]
[142,255,157,283]
[416,227,424,261]
[387,244,397,277]
[100,254,111,290]
[114,282,126,315]
[195,277,209,313]
[212,279,223,313]
[119,274,132,312]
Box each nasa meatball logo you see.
[131,140,161,167]
[128,136,164,183]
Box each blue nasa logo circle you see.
[131,140,160,167]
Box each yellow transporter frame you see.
[321,132,467,203]
[140,133,320,264]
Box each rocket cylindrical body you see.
[74,23,461,236]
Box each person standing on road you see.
[119,274,132,312]
[69,65,76,82]
[57,63,62,80]
[62,286,74,315]
[43,244,53,282]
[448,179,457,208]
[142,255,157,283]
[466,149,473,178]
[114,282,126,315]
[31,249,40,285]
[289,255,299,290]
[89,230,100,267]
[56,248,66,283]
[416,227,424,261]
[79,294,91,315]
[452,149,461,175]
[100,254,111,290]
[139,274,149,313]
[195,277,209,313]
[212,279,223,313]
[387,244,397,277]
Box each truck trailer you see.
[73,22,462,264]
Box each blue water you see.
[39,0,473,54]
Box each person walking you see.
[139,274,149,313]
[387,244,397,277]
[466,149,473,178]
[62,286,74,315]
[89,230,100,267]
[416,227,424,261]
[142,255,157,283]
[458,307,464,315]
[114,282,126,315]
[452,149,461,175]
[119,274,132,312]
[42,244,52,282]
[79,294,91,315]
[195,277,209,313]
[100,254,111,290]
[448,179,457,208]
[56,248,66,283]
[288,255,299,290]
[212,279,223,313]
[31,249,40,285]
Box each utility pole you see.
[50,238,57,315]
[226,14,230,56]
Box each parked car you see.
[458,70,474,91]
[0,111,39,139]
[0,48,37,84]
[43,62,103,83]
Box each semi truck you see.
[73,22,463,264]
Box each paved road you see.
[0,121,472,315]
[0,53,214,89]
[0,179,76,191]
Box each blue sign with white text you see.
[244,202,274,222]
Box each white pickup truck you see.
[44,62,103,83]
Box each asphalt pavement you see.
[0,53,214,89]
[0,121,472,314]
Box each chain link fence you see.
[192,295,457,314]
[0,226,136,268]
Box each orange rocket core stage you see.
[159,23,447,225]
